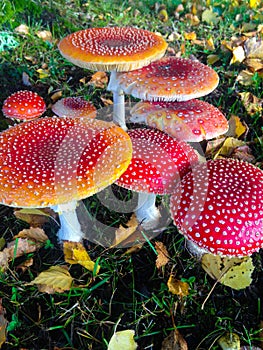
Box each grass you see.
[1,0,263,349]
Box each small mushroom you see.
[116,127,199,229]
[58,27,167,129]
[2,90,46,121]
[130,99,229,142]
[52,97,96,119]
[0,116,132,242]
[170,158,263,257]
[114,56,219,102]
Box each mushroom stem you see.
[107,71,127,131]
[51,200,84,242]
[135,192,161,230]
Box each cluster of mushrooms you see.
[1,26,263,260]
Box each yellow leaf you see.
[108,330,137,350]
[207,54,220,65]
[88,71,108,89]
[230,46,246,64]
[158,6,169,22]
[201,254,254,290]
[14,24,29,35]
[63,241,100,274]
[27,266,73,293]
[184,32,196,41]
[205,37,215,50]
[244,36,263,59]
[245,58,263,72]
[236,69,255,86]
[36,30,52,42]
[249,0,261,8]
[155,241,170,268]
[224,115,247,139]
[37,68,49,79]
[213,137,245,159]
[0,299,7,347]
[167,275,189,297]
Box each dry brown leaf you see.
[88,71,108,88]
[63,241,100,274]
[14,227,48,243]
[27,265,73,293]
[100,96,113,106]
[0,299,7,347]
[14,208,56,228]
[232,144,256,163]
[244,58,263,72]
[239,92,263,115]
[36,30,53,42]
[244,36,263,59]
[155,241,170,268]
[167,275,189,298]
[14,24,29,35]
[161,329,188,350]
[6,237,41,259]
[16,258,34,273]
[50,90,63,102]
[111,214,143,248]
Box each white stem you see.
[107,71,127,131]
[51,200,84,242]
[135,192,161,230]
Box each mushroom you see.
[2,90,46,121]
[129,99,229,142]
[170,158,263,257]
[116,127,199,229]
[52,97,96,119]
[114,56,219,102]
[0,116,132,242]
[58,27,167,129]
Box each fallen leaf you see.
[0,238,5,250]
[218,332,240,350]
[14,227,48,244]
[205,37,215,51]
[244,58,263,72]
[201,9,220,25]
[244,36,263,59]
[27,266,73,293]
[16,258,34,273]
[236,69,256,86]
[37,68,49,79]
[14,24,29,35]
[100,96,113,106]
[249,0,261,8]
[207,54,220,65]
[184,32,196,41]
[50,90,63,102]
[88,71,108,89]
[239,92,263,115]
[155,241,170,268]
[108,330,137,350]
[22,72,31,86]
[213,137,245,159]
[36,30,53,42]
[201,254,254,290]
[161,329,188,350]
[0,299,7,347]
[14,208,56,228]
[111,214,143,248]
[230,45,246,64]
[167,275,189,298]
[224,115,247,138]
[232,144,256,163]
[158,6,169,22]
[63,241,100,274]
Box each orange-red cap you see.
[58,27,168,72]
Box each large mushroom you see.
[170,158,263,257]
[2,90,46,121]
[129,99,229,142]
[58,26,167,129]
[114,56,219,102]
[116,127,199,229]
[0,116,132,242]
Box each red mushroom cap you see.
[58,27,168,72]
[0,117,132,207]
[116,56,219,101]
[2,90,46,121]
[170,158,263,256]
[130,99,229,142]
[52,97,96,119]
[116,128,199,194]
